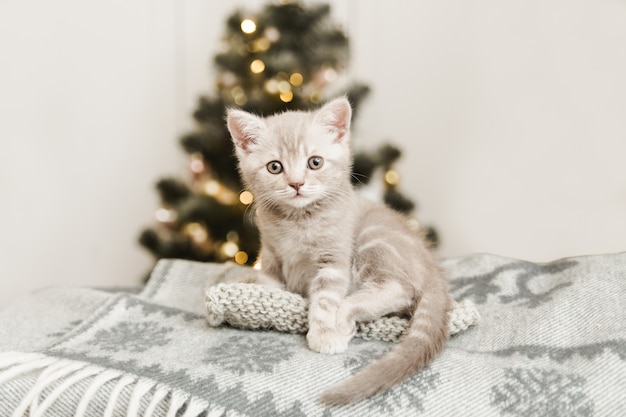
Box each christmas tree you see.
[139,2,437,268]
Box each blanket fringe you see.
[0,352,216,417]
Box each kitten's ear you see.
[226,109,266,154]
[315,97,352,144]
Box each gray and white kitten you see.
[227,97,450,405]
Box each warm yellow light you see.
[255,38,270,51]
[190,155,205,174]
[234,251,248,265]
[310,92,321,103]
[279,91,293,102]
[234,94,247,106]
[289,72,303,86]
[264,26,280,42]
[155,208,177,223]
[226,231,239,242]
[264,79,279,94]
[184,222,208,243]
[278,80,291,93]
[239,190,254,205]
[250,59,265,74]
[323,67,337,82]
[204,180,220,196]
[222,241,239,257]
[240,19,256,34]
[384,170,400,186]
[231,86,247,106]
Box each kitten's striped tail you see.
[319,287,450,406]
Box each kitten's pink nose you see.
[289,182,304,192]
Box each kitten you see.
[226,97,450,405]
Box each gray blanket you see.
[0,252,624,416]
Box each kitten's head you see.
[227,97,353,209]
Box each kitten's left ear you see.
[315,97,352,144]
[226,109,266,154]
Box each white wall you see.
[1,0,624,304]
[345,0,626,261]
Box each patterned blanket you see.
[0,252,624,416]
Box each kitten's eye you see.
[267,161,283,174]
[308,156,324,170]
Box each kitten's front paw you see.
[306,325,354,355]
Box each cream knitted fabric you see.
[205,283,479,342]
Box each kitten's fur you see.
[227,98,450,405]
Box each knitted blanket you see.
[1,252,625,416]
[204,283,480,341]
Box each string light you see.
[264,79,279,94]
[250,59,265,74]
[264,27,280,42]
[384,169,400,186]
[280,91,293,102]
[248,38,271,53]
[253,259,262,270]
[190,153,205,174]
[289,73,303,86]
[230,86,247,106]
[220,72,237,87]
[278,80,291,93]
[226,231,239,242]
[240,19,256,34]
[155,208,177,224]
[222,241,239,257]
[184,222,208,244]
[204,180,220,196]
[323,68,337,82]
[234,251,248,264]
[239,190,254,205]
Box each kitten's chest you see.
[261,212,354,294]
[269,218,330,259]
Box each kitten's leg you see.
[336,280,415,331]
[307,265,352,355]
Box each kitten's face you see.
[227,98,353,210]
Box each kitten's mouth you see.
[288,190,314,207]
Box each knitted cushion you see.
[205,283,479,342]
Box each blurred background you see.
[1,0,624,305]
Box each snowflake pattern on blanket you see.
[0,252,624,416]
[490,368,594,416]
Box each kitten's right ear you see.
[226,109,265,154]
